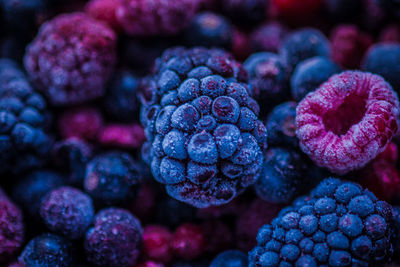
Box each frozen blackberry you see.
[19,233,75,267]
[141,47,266,208]
[84,208,142,267]
[291,57,341,102]
[104,70,141,122]
[244,52,289,111]
[249,178,394,266]
[210,250,248,267]
[24,12,117,105]
[116,0,200,36]
[254,147,309,204]
[12,170,65,218]
[279,28,331,73]
[0,59,52,174]
[266,101,298,148]
[0,195,24,263]
[220,0,267,26]
[184,12,233,49]
[250,22,289,53]
[84,151,142,206]
[296,71,400,174]
[362,44,400,92]
[323,0,364,21]
[40,186,94,240]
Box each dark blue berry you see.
[210,250,248,267]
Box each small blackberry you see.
[210,250,248,267]
[0,59,52,174]
[291,57,341,102]
[249,178,394,266]
[141,47,267,208]
[254,147,309,204]
[84,208,142,267]
[266,101,298,148]
[84,151,142,206]
[19,233,75,267]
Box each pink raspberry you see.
[86,0,122,31]
[24,13,117,105]
[296,71,400,174]
[97,123,146,149]
[116,0,200,36]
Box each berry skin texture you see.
[141,47,266,208]
[0,196,24,263]
[249,178,394,267]
[170,224,205,260]
[254,147,308,204]
[40,186,94,240]
[296,71,400,174]
[210,250,248,267]
[84,208,142,267]
[0,59,52,174]
[84,151,142,206]
[291,56,341,102]
[116,0,200,36]
[24,13,117,106]
[19,233,74,267]
[362,43,400,92]
[279,28,331,72]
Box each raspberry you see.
[24,13,117,105]
[249,178,394,266]
[211,250,248,267]
[170,224,205,260]
[0,59,52,174]
[254,147,309,204]
[116,0,200,36]
[40,186,94,239]
[291,56,341,102]
[84,208,142,267]
[0,195,24,263]
[296,71,400,174]
[143,225,173,262]
[58,106,103,141]
[250,22,289,53]
[85,0,122,31]
[141,47,266,208]
[19,233,75,267]
[330,25,373,69]
[362,43,400,92]
[84,151,142,206]
[98,123,146,149]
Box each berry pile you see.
[1,0,400,266]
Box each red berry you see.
[143,225,173,263]
[272,0,323,19]
[170,224,205,260]
[86,0,122,31]
[97,123,146,149]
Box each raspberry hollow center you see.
[322,93,367,136]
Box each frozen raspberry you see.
[58,106,103,141]
[330,25,373,69]
[98,123,146,149]
[143,225,173,262]
[85,0,122,31]
[379,24,400,43]
[24,13,117,105]
[40,186,94,239]
[171,224,205,260]
[141,47,266,208]
[296,71,400,174]
[0,196,24,263]
[84,208,142,267]
[116,0,200,36]
[250,22,289,53]
[249,178,394,266]
[0,59,52,174]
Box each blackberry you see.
[265,101,298,148]
[254,147,309,204]
[210,250,248,267]
[279,28,331,73]
[0,59,52,174]
[291,56,341,102]
[244,52,289,112]
[84,151,142,206]
[84,208,142,267]
[141,47,267,208]
[19,233,75,267]
[249,178,394,266]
